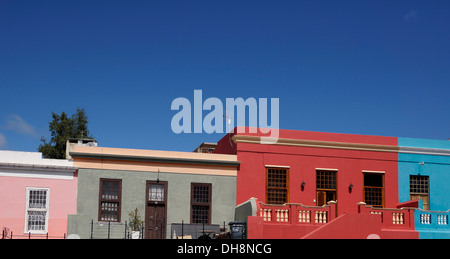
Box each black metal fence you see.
[170,221,247,239]
[2,228,66,239]
[89,220,246,239]
[2,220,245,240]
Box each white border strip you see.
[0,169,74,180]
[265,165,290,168]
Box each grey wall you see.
[68,168,236,239]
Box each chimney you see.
[66,138,98,159]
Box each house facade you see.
[1,128,448,239]
[0,151,77,239]
[67,145,239,239]
[398,137,450,239]
[215,127,450,239]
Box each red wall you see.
[218,128,399,216]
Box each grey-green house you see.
[67,145,239,239]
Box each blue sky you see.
[0,0,449,153]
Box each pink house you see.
[0,151,77,239]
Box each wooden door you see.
[145,181,167,239]
[411,194,429,210]
[316,190,336,206]
[146,204,166,239]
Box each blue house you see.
[398,137,450,239]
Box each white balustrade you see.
[438,215,448,225]
[420,214,431,224]
[260,208,272,222]
[392,213,404,224]
[315,211,327,224]
[276,209,289,222]
[298,210,311,223]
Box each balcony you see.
[414,209,450,238]
[257,201,337,225]
[238,198,418,239]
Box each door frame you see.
[145,180,168,239]
[315,170,337,206]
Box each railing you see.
[256,200,417,231]
[1,228,66,239]
[415,209,449,231]
[90,220,144,239]
[357,202,415,230]
[257,201,337,225]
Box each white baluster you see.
[298,211,303,223]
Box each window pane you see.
[149,184,165,202]
[267,188,287,205]
[29,190,47,209]
[27,211,46,231]
[100,202,119,221]
[102,181,120,200]
[192,205,209,224]
[266,168,289,204]
[364,187,383,207]
[364,174,383,187]
[191,183,212,224]
[363,173,383,207]
[99,179,122,222]
[316,171,337,190]
[193,185,210,204]
[410,175,429,194]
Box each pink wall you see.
[0,173,77,238]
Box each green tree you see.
[38,107,94,159]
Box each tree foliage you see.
[38,107,94,159]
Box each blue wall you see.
[398,137,450,211]
[398,137,450,239]
[414,210,450,239]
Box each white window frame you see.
[24,187,50,234]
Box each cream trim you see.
[265,165,290,168]
[74,158,237,176]
[315,168,339,171]
[71,146,238,177]
[362,170,385,174]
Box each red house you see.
[215,127,418,239]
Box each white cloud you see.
[4,114,39,138]
[404,10,417,22]
[0,133,7,148]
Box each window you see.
[99,179,122,222]
[363,173,384,208]
[148,183,165,202]
[191,183,212,224]
[410,175,429,210]
[266,167,289,205]
[316,170,337,206]
[25,188,49,233]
